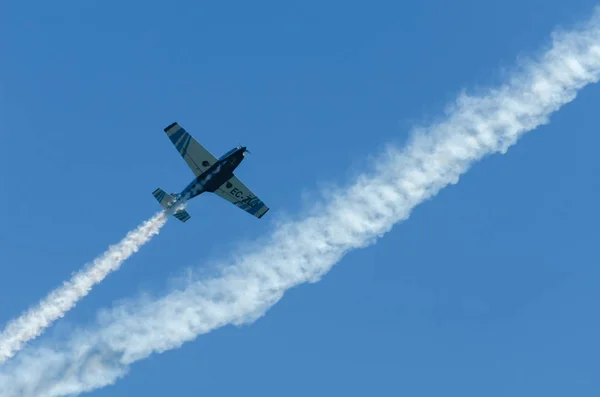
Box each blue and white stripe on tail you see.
[152,188,175,209]
[173,210,191,222]
[152,188,192,223]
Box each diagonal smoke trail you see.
[3,7,600,397]
[0,211,167,364]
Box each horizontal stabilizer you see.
[152,188,191,222]
[173,209,191,223]
[152,188,175,209]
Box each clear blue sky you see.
[2,1,600,396]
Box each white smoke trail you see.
[3,8,600,397]
[0,211,167,364]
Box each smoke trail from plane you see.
[3,8,600,397]
[0,211,167,364]
[0,145,222,362]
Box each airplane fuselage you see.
[172,146,247,206]
[153,121,269,222]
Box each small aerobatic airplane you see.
[152,122,269,223]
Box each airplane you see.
[152,122,269,222]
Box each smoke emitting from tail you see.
[0,211,167,364]
[0,141,225,362]
[4,8,600,397]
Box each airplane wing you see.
[213,175,269,219]
[164,122,219,177]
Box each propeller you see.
[237,143,251,156]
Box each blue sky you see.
[2,1,600,396]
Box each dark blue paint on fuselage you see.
[173,146,247,204]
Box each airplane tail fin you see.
[152,188,192,223]
[173,209,191,223]
[152,188,175,209]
